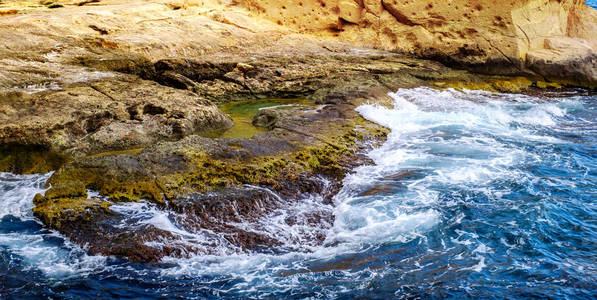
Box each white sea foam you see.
[353,88,575,192]
[110,201,242,256]
[150,87,577,276]
[341,87,580,274]
[0,172,50,219]
[0,232,107,277]
[0,172,107,278]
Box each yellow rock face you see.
[0,0,594,86]
[236,0,597,86]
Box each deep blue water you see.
[588,0,597,9]
[1,88,596,299]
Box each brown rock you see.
[1,0,594,262]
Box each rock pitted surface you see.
[238,0,597,87]
[0,77,233,167]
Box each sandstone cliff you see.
[236,0,597,86]
[1,0,595,88]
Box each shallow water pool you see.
[202,98,312,139]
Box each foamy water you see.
[1,88,596,298]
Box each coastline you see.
[0,0,595,262]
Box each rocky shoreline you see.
[1,0,595,261]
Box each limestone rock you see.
[338,0,362,24]
[1,0,594,89]
[0,76,233,163]
[0,0,594,262]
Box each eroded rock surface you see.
[238,0,597,87]
[0,76,233,173]
[32,86,388,261]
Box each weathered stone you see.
[31,88,388,261]
[0,77,233,161]
[3,50,573,261]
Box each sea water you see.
[1,88,595,299]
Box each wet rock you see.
[39,178,337,262]
[0,52,562,263]
[0,144,68,174]
[527,52,597,87]
[384,170,427,181]
[170,188,286,252]
[55,209,187,263]
[1,0,592,262]
[252,110,278,129]
[28,84,389,261]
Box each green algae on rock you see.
[1,52,487,175]
[0,144,69,174]
[6,50,573,261]
[37,96,387,206]
[3,45,585,261]
[431,76,565,94]
[0,77,234,174]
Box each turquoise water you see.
[1,88,596,299]
[588,0,597,9]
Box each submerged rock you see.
[32,89,387,261]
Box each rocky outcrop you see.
[0,76,233,172]
[237,0,597,87]
[1,1,594,91]
[0,49,548,174]
[26,51,565,261]
[23,53,451,261]
[32,94,385,261]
